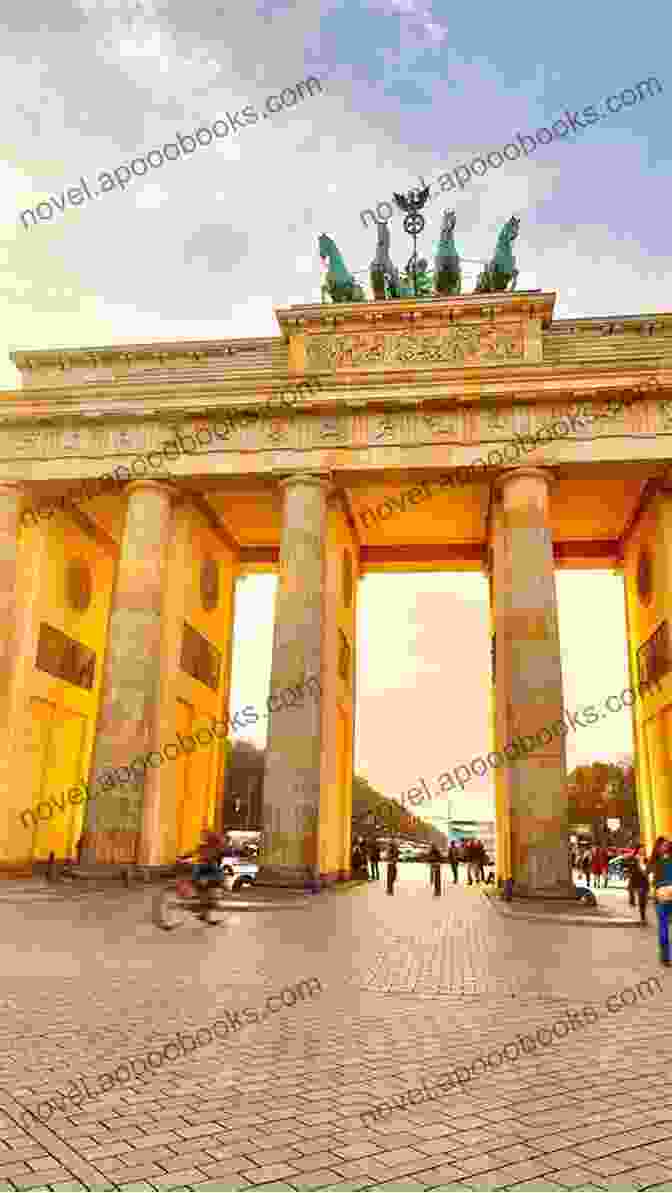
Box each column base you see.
[255,864,322,892]
[79,830,139,866]
[507,881,583,901]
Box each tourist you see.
[590,846,604,888]
[599,844,610,888]
[465,839,476,885]
[581,849,592,886]
[474,840,487,883]
[628,845,650,924]
[386,840,399,895]
[448,841,459,885]
[369,839,381,880]
[647,837,672,965]
[625,849,639,907]
[428,844,442,896]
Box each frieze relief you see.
[477,400,515,440]
[305,327,524,371]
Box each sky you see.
[2,0,666,829]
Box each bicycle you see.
[152,872,230,930]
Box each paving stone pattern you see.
[0,870,671,1191]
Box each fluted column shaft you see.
[0,485,33,863]
[82,480,177,865]
[257,473,329,887]
[491,468,571,895]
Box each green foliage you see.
[352,775,445,845]
[567,760,637,835]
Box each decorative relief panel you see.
[316,415,348,442]
[36,623,96,690]
[659,399,672,429]
[264,416,294,443]
[422,411,458,437]
[66,559,93,613]
[477,400,515,440]
[180,621,221,691]
[61,429,82,451]
[109,426,144,453]
[373,415,399,441]
[201,557,219,612]
[13,429,44,454]
[305,327,524,371]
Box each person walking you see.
[369,839,380,880]
[581,849,592,886]
[386,841,399,895]
[474,840,486,884]
[591,845,603,889]
[625,849,639,907]
[465,839,475,885]
[448,841,459,885]
[647,837,672,965]
[629,846,650,924]
[599,844,610,888]
[428,844,442,896]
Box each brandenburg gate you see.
[1,289,671,894]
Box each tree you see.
[567,759,638,843]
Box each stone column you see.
[257,472,330,888]
[491,467,571,896]
[0,484,33,865]
[81,480,178,866]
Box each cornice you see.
[545,312,672,336]
[10,335,280,370]
[0,362,668,425]
[275,290,557,340]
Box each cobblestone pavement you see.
[1,866,671,1192]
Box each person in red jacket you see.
[599,844,610,888]
[590,846,604,888]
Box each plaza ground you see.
[0,865,671,1192]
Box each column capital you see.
[276,470,334,494]
[124,478,182,502]
[493,466,556,498]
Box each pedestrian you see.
[599,844,610,888]
[475,840,486,883]
[647,837,672,965]
[624,849,639,907]
[428,844,442,896]
[386,841,399,895]
[448,841,459,885]
[465,839,475,885]
[369,839,380,880]
[628,845,650,924]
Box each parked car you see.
[177,847,258,892]
[220,855,258,891]
[607,852,636,881]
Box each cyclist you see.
[192,832,229,920]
